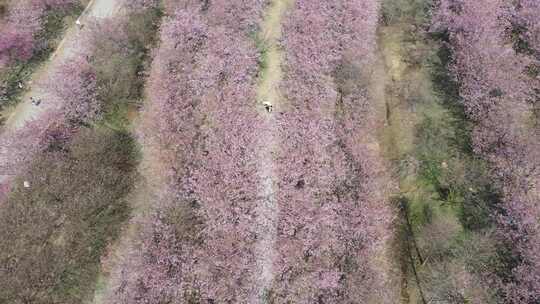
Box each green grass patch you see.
[380,1,504,301]
[101,101,138,131]
[91,6,162,129]
[381,0,433,26]
[250,28,270,72]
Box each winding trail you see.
[251,0,290,302]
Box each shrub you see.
[0,0,7,18]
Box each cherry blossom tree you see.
[0,0,77,67]
[105,0,399,302]
[510,0,540,55]
[269,1,396,302]
[105,2,266,302]
[46,55,100,124]
[434,1,540,302]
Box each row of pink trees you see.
[105,1,267,303]
[268,0,396,302]
[0,0,78,67]
[105,1,400,302]
[434,1,540,302]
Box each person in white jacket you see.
[263,101,273,113]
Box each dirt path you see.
[373,20,489,302]
[373,23,428,304]
[1,0,121,131]
[365,25,408,304]
[251,0,290,302]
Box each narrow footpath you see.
[251,0,290,302]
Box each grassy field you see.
[0,126,139,303]
[378,0,504,302]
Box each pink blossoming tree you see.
[434,0,540,302]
